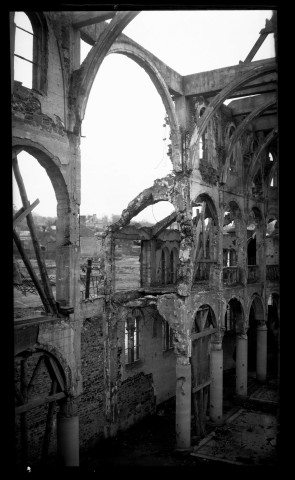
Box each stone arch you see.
[15,345,70,393]
[224,297,245,334]
[191,303,217,436]
[222,199,245,284]
[266,206,279,224]
[247,129,278,193]
[249,293,265,325]
[14,346,70,467]
[107,40,182,171]
[106,179,177,234]
[222,297,246,400]
[192,192,219,227]
[191,303,217,333]
[221,98,276,184]
[248,294,268,381]
[12,139,70,213]
[224,199,243,221]
[189,62,277,169]
[71,11,139,131]
[266,292,279,378]
[12,139,73,306]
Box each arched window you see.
[161,248,169,284]
[162,320,174,351]
[247,237,256,266]
[12,12,48,92]
[14,12,34,88]
[170,248,178,284]
[228,125,237,172]
[161,250,166,284]
[125,312,140,364]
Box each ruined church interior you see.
[11,9,279,468]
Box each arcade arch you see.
[191,304,216,436]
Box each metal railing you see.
[223,266,240,285]
[247,265,259,283]
[266,264,279,281]
[195,261,215,282]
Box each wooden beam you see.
[15,392,66,415]
[151,211,177,238]
[227,92,276,116]
[183,59,276,97]
[189,62,277,154]
[12,157,58,315]
[72,11,115,28]
[192,379,211,394]
[243,32,269,64]
[47,356,65,392]
[13,198,40,227]
[13,228,51,314]
[191,327,217,341]
[27,355,44,397]
[15,385,25,404]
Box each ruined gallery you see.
[11,10,279,468]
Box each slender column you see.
[236,333,248,396]
[256,324,267,382]
[57,398,79,466]
[210,339,223,423]
[175,355,191,450]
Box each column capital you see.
[176,354,191,367]
[211,328,224,349]
[257,323,267,331]
[237,333,248,341]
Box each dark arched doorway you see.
[222,298,245,411]
[191,304,216,437]
[267,293,279,379]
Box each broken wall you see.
[78,316,106,449]
[115,239,141,291]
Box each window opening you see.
[14,12,35,88]
[225,304,234,331]
[125,315,140,364]
[162,320,174,351]
[161,249,166,284]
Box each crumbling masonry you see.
[11,11,278,466]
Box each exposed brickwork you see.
[117,372,156,430]
[14,353,58,466]
[78,316,106,449]
[12,82,66,136]
[199,158,219,185]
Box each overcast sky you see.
[13,9,275,224]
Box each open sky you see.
[12,9,275,224]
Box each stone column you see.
[57,398,79,466]
[175,355,191,450]
[210,335,223,423]
[256,324,267,382]
[236,333,248,396]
